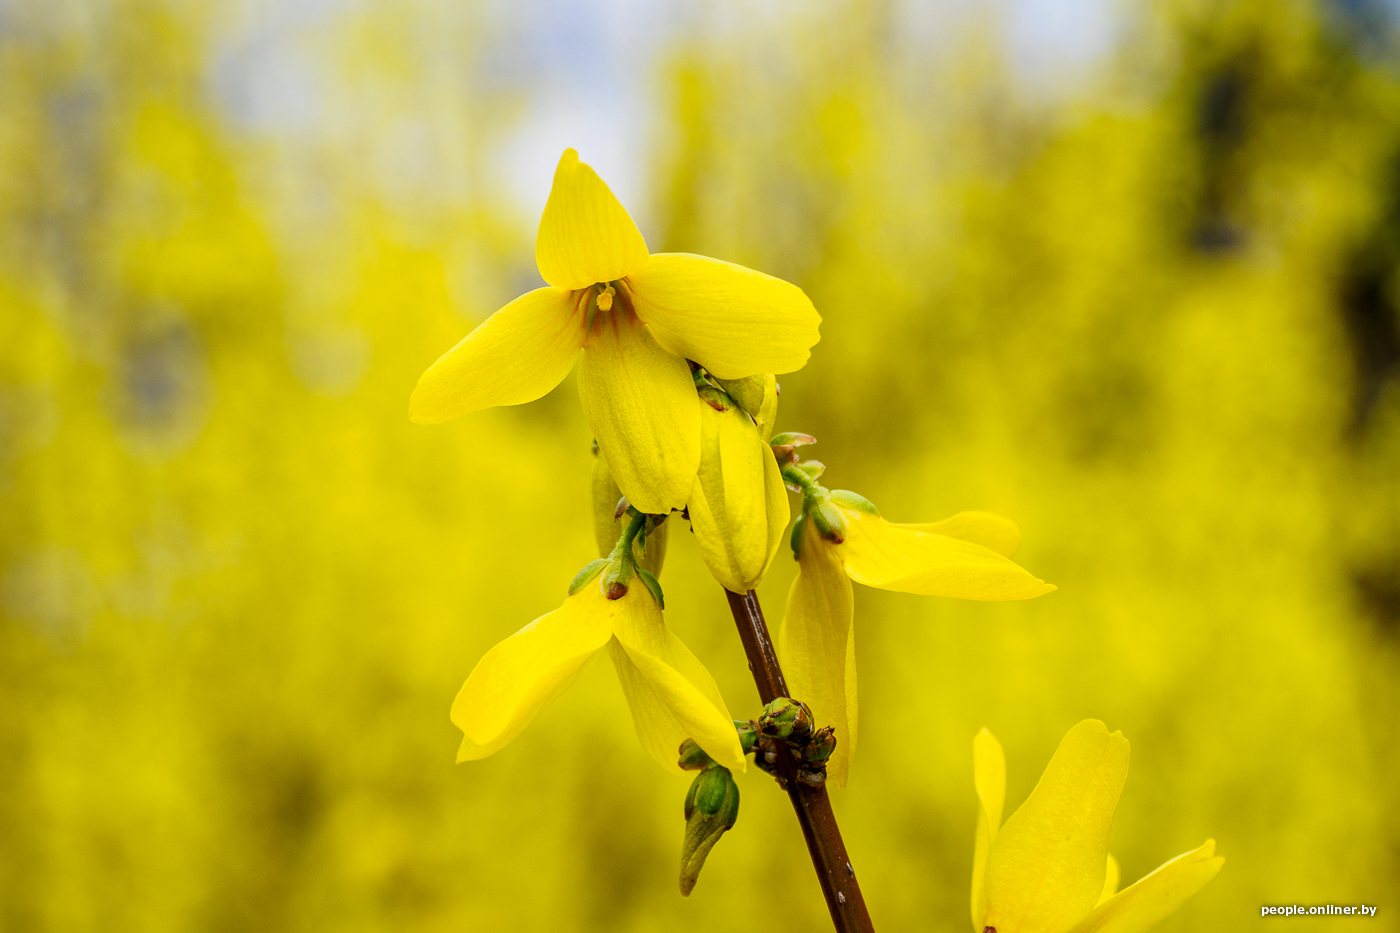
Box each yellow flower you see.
[451,571,745,774]
[687,386,789,593]
[972,721,1223,933]
[779,487,1054,787]
[409,149,821,514]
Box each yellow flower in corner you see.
[971,721,1223,933]
[778,456,1055,787]
[451,563,745,774]
[410,149,821,514]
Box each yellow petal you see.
[762,444,791,572]
[688,398,781,593]
[450,586,613,761]
[905,511,1023,558]
[609,588,745,772]
[535,149,651,290]
[1097,854,1121,907]
[410,287,584,423]
[590,447,624,558]
[1069,841,1223,933]
[984,720,1130,933]
[972,728,1007,931]
[578,313,701,513]
[838,509,1055,600]
[590,448,667,575]
[778,523,857,787]
[627,253,821,379]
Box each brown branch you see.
[724,588,875,933]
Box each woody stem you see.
[723,588,875,933]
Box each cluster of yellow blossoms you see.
[411,150,1221,926]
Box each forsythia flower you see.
[409,148,821,514]
[972,720,1223,933]
[779,478,1054,786]
[451,568,745,773]
[687,384,789,593]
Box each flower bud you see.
[734,720,759,755]
[687,394,789,593]
[679,765,740,896]
[801,725,837,764]
[591,445,667,575]
[678,738,714,770]
[758,697,814,741]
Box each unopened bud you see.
[678,738,714,771]
[802,725,837,764]
[734,720,759,756]
[758,697,814,741]
[679,766,740,896]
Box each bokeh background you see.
[2,0,1398,930]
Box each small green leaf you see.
[830,489,879,515]
[638,567,665,608]
[568,559,607,595]
[790,512,807,560]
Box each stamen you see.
[596,284,615,311]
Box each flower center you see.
[581,281,633,337]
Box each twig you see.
[724,588,876,933]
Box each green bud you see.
[809,497,849,544]
[801,725,837,764]
[758,697,814,741]
[679,766,740,896]
[797,459,826,481]
[678,738,714,771]
[734,720,759,755]
[830,489,878,515]
[567,559,607,596]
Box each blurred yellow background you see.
[1,0,1397,930]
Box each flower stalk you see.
[724,588,875,933]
